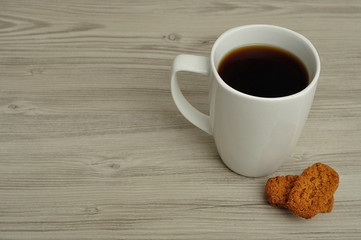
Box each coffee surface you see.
[217,45,309,98]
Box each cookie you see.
[266,175,334,213]
[286,163,339,219]
[265,175,298,208]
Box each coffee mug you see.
[171,25,320,177]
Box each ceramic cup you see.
[170,25,320,177]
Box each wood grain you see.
[1,0,361,239]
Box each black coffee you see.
[217,45,309,98]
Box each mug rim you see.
[210,24,321,101]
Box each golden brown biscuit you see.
[286,163,339,219]
[265,175,298,208]
[265,174,334,213]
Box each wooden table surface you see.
[1,1,361,239]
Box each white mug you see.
[171,25,320,177]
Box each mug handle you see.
[171,54,212,135]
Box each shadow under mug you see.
[171,25,320,177]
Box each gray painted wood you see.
[1,1,360,239]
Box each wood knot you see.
[166,33,181,41]
[110,163,120,169]
[201,40,211,45]
[85,206,100,215]
[8,104,19,110]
